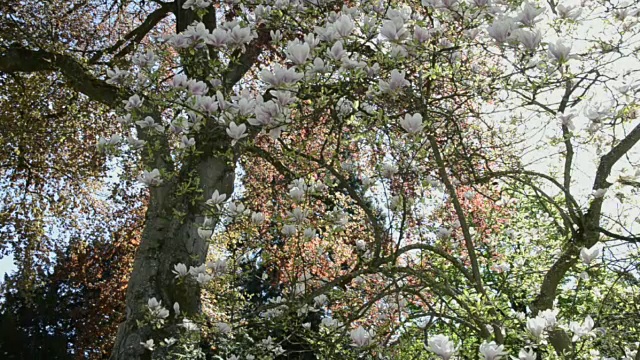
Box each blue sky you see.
[0,253,15,279]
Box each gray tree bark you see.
[110,3,265,357]
[110,149,235,359]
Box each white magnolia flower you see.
[124,94,143,110]
[548,40,573,63]
[415,317,430,329]
[272,345,285,356]
[422,0,439,8]
[173,302,180,316]
[514,311,526,320]
[518,348,537,360]
[117,114,132,125]
[313,294,328,307]
[569,315,594,341]
[206,28,229,47]
[132,50,156,68]
[250,100,278,127]
[251,211,265,225]
[207,259,227,275]
[283,224,297,236]
[209,78,222,89]
[226,121,248,145]
[580,245,601,265]
[366,63,380,77]
[592,188,607,198]
[400,113,424,134]
[166,33,191,48]
[180,135,195,148]
[182,0,211,10]
[260,63,303,87]
[155,307,170,320]
[557,112,577,131]
[207,190,227,207]
[148,297,162,310]
[229,25,255,45]
[304,33,319,49]
[488,18,516,43]
[518,2,544,27]
[513,29,542,51]
[188,264,206,276]
[127,136,146,149]
[585,103,613,122]
[302,322,311,329]
[270,29,282,44]
[355,239,367,251]
[147,298,169,319]
[616,83,638,95]
[389,44,408,59]
[195,273,213,285]
[227,202,246,217]
[101,134,121,146]
[381,163,398,178]
[379,69,409,93]
[106,67,128,85]
[479,341,507,360]
[173,263,188,278]
[195,95,218,114]
[182,22,209,44]
[164,337,177,346]
[557,4,582,20]
[138,169,163,186]
[287,208,308,223]
[389,195,402,211]
[526,316,546,339]
[538,308,559,328]
[334,14,355,37]
[303,227,316,239]
[623,347,638,360]
[235,96,255,116]
[180,318,200,331]
[321,316,342,329]
[350,326,372,347]
[187,80,209,95]
[215,322,232,334]
[437,227,452,239]
[289,187,305,202]
[439,0,459,10]
[427,334,456,360]
[327,40,347,60]
[464,191,476,200]
[472,0,491,7]
[413,25,432,43]
[140,339,155,351]
[613,4,633,21]
[311,57,329,73]
[135,116,163,133]
[381,19,408,42]
[579,271,590,280]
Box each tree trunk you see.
[111,153,235,359]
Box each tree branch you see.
[533,121,640,354]
[1,44,124,107]
[428,135,485,295]
[89,2,174,64]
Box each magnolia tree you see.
[2,0,640,359]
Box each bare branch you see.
[1,44,124,107]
